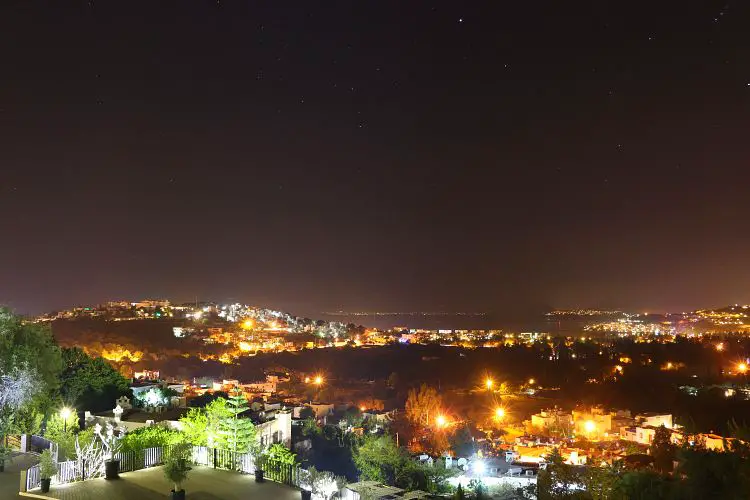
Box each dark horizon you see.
[2,1,750,316]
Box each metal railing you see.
[25,460,78,491]
[23,444,303,491]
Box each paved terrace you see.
[1,453,39,498]
[24,465,301,500]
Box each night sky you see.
[2,1,749,317]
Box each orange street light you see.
[494,407,505,420]
[738,363,748,374]
[716,343,724,352]
[485,378,494,390]
[436,415,447,428]
[528,378,535,385]
[314,375,324,385]
[584,420,596,434]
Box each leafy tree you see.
[0,309,62,438]
[405,384,441,428]
[180,407,209,446]
[673,447,750,499]
[650,425,676,473]
[612,470,672,500]
[582,465,620,500]
[44,409,81,459]
[353,433,453,493]
[354,434,404,485]
[205,397,232,448]
[536,448,586,500]
[221,388,256,454]
[449,425,475,457]
[267,442,297,464]
[12,405,44,435]
[58,348,130,412]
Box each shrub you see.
[119,425,183,453]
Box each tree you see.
[44,411,80,459]
[0,309,62,439]
[221,388,256,454]
[582,465,620,500]
[449,425,475,457]
[673,447,750,499]
[650,425,676,473]
[405,384,441,428]
[58,348,130,413]
[180,406,208,446]
[612,470,672,500]
[453,483,466,500]
[354,434,404,485]
[536,448,585,500]
[267,442,297,464]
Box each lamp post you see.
[60,407,72,433]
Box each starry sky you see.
[1,1,749,318]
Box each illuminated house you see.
[572,407,612,439]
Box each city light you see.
[716,342,725,352]
[495,407,505,420]
[473,460,486,477]
[584,420,596,433]
[485,377,493,390]
[528,378,535,385]
[241,319,254,330]
[738,363,748,374]
[314,375,324,385]
[436,415,447,428]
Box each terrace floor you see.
[25,465,301,500]
[1,452,39,499]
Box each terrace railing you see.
[22,444,303,492]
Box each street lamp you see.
[436,415,447,428]
[738,363,748,374]
[60,407,73,433]
[485,378,493,391]
[495,407,505,420]
[314,375,324,386]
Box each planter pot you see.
[171,489,186,500]
[301,490,312,500]
[105,459,120,480]
[254,469,265,483]
[40,478,51,493]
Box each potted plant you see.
[249,442,268,483]
[39,449,56,493]
[95,422,123,480]
[163,442,191,500]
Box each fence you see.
[23,445,303,492]
[115,445,176,473]
[25,460,78,491]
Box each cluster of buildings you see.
[515,406,733,467]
